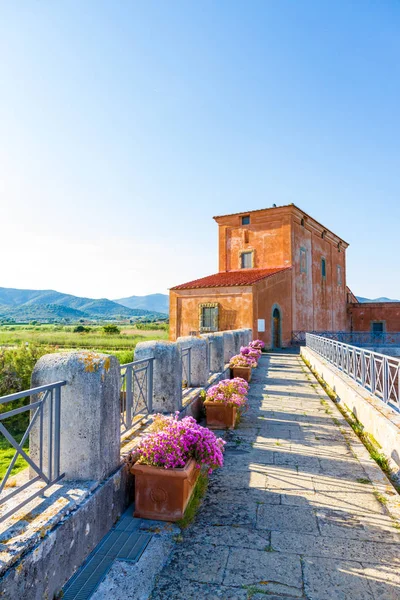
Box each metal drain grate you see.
[63,510,152,600]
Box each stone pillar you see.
[243,329,252,345]
[134,341,182,413]
[232,330,242,354]
[31,351,120,482]
[223,331,236,364]
[177,336,208,387]
[207,333,225,373]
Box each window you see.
[199,303,218,332]
[321,258,326,278]
[337,265,342,286]
[301,218,305,227]
[321,230,326,239]
[372,322,384,334]
[241,251,253,268]
[300,248,307,273]
[241,215,250,225]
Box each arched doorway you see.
[272,307,281,349]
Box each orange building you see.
[348,302,400,335]
[169,204,349,348]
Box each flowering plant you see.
[240,345,262,360]
[205,377,249,407]
[135,413,225,473]
[230,353,257,368]
[250,339,265,350]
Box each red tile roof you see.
[171,267,291,290]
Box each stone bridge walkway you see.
[148,353,400,600]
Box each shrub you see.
[73,325,89,333]
[102,324,121,335]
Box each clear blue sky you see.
[1,1,399,299]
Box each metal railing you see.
[306,333,400,411]
[0,381,66,523]
[181,346,192,389]
[120,358,154,433]
[293,330,400,346]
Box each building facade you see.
[169,204,349,347]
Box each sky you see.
[0,1,399,300]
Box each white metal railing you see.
[306,333,400,411]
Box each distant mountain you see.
[114,293,169,314]
[0,287,167,323]
[356,296,400,303]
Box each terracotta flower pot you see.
[231,365,252,382]
[131,458,200,522]
[204,401,237,430]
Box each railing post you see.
[147,358,154,413]
[125,365,133,430]
[370,356,376,394]
[361,351,366,386]
[383,358,389,403]
[53,385,61,479]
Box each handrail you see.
[306,333,400,411]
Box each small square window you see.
[300,248,307,273]
[372,322,384,333]
[321,258,326,278]
[199,303,218,332]
[241,251,253,269]
[241,215,250,225]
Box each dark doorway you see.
[272,307,281,348]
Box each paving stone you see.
[182,524,270,550]
[223,548,303,595]
[197,488,278,526]
[210,468,268,489]
[257,504,319,534]
[159,543,229,584]
[251,595,302,600]
[222,449,275,470]
[272,531,400,565]
[359,562,400,599]
[151,577,247,599]
[316,508,400,543]
[303,557,375,599]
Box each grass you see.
[0,429,29,481]
[0,325,168,350]
[177,473,208,529]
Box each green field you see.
[0,323,169,480]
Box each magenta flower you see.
[134,413,226,471]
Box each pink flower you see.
[133,413,226,472]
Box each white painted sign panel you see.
[257,319,265,332]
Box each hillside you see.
[114,293,169,314]
[0,287,167,323]
[356,296,400,303]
